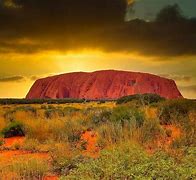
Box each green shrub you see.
[23,139,41,152]
[117,94,165,105]
[178,147,196,179]
[52,154,85,175]
[61,145,196,180]
[159,99,196,125]
[110,106,144,128]
[44,108,64,118]
[0,98,86,105]
[51,144,84,175]
[15,106,37,114]
[61,144,147,179]
[4,106,37,121]
[62,120,84,143]
[4,110,15,121]
[44,106,80,118]
[0,139,4,146]
[1,121,25,138]
[140,118,163,143]
[97,122,124,145]
[91,109,112,125]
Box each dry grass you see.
[0,157,50,180]
[0,116,6,132]
[0,100,195,179]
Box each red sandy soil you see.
[1,127,180,177]
[0,134,100,179]
[146,125,181,154]
[80,130,100,158]
[43,176,59,180]
[0,137,58,180]
[162,125,181,145]
[80,127,182,156]
[0,150,50,160]
[2,136,25,148]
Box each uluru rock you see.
[26,70,183,99]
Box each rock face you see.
[26,70,183,99]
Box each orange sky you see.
[0,50,195,99]
[0,0,196,99]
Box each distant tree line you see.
[0,98,86,105]
[0,98,115,105]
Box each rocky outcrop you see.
[26,70,183,99]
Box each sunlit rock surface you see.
[26,70,182,99]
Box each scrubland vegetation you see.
[0,94,195,179]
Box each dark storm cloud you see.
[0,0,196,56]
[0,75,25,82]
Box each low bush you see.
[110,106,144,128]
[65,121,83,143]
[0,139,4,146]
[51,143,83,175]
[52,154,84,176]
[15,106,37,114]
[44,106,80,118]
[21,118,70,142]
[4,110,15,121]
[61,144,196,179]
[90,109,112,125]
[1,121,25,138]
[140,118,163,143]
[22,138,41,152]
[158,99,196,125]
[44,108,64,119]
[4,106,37,121]
[117,94,165,105]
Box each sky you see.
[126,0,196,21]
[0,0,196,99]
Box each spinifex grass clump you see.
[0,158,49,179]
[158,99,196,125]
[44,106,80,119]
[110,106,144,128]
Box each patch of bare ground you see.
[0,136,59,179]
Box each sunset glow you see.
[0,0,195,99]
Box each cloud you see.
[0,74,51,82]
[0,75,25,82]
[30,75,40,81]
[30,74,55,81]
[0,1,196,56]
[179,85,196,93]
[159,74,192,82]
